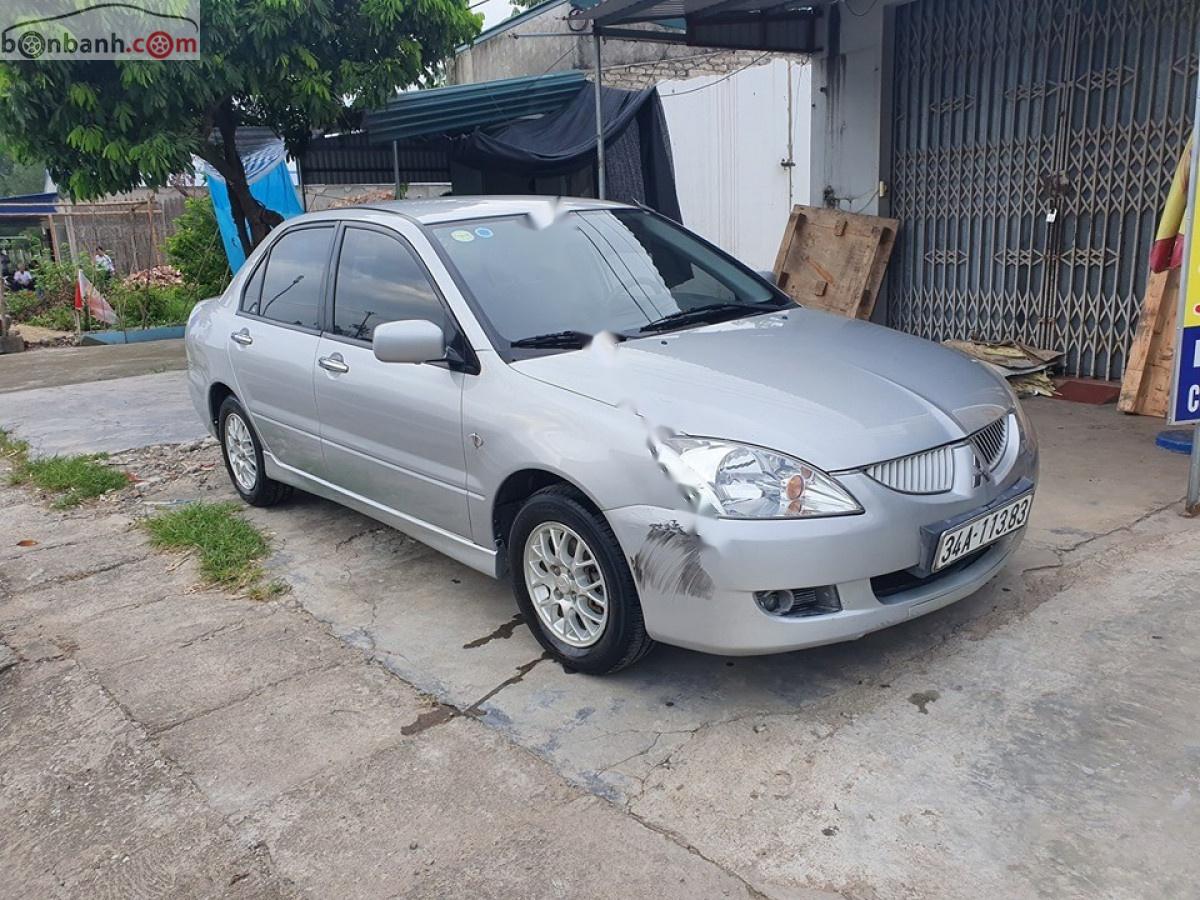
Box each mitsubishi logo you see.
[970,451,992,489]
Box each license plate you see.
[932,492,1033,572]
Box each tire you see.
[217,395,292,508]
[508,485,655,675]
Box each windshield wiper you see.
[509,330,595,349]
[637,302,764,335]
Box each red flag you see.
[77,269,117,325]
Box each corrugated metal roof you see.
[297,132,450,185]
[568,0,823,53]
[365,71,588,144]
[572,0,818,20]
[0,192,58,217]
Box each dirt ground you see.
[1,347,1199,898]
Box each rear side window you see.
[331,227,446,342]
[240,259,265,313]
[254,227,332,329]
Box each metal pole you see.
[593,30,606,200]
[392,140,401,200]
[1189,425,1200,515]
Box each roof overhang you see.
[365,71,588,144]
[570,0,824,53]
[0,192,58,218]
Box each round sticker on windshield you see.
[450,229,474,243]
[474,226,494,238]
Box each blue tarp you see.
[198,135,303,272]
[207,162,302,271]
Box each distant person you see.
[93,246,115,278]
[12,263,33,290]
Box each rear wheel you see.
[508,486,654,674]
[218,396,292,507]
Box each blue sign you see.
[1173,325,1200,423]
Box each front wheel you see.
[217,396,292,507]
[508,486,654,674]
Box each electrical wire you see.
[850,183,881,214]
[656,52,773,98]
[471,41,579,121]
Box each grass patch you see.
[248,577,291,603]
[143,501,270,587]
[0,428,29,459]
[5,436,128,508]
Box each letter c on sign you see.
[1189,385,1200,413]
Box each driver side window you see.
[331,227,447,342]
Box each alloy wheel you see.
[224,412,258,492]
[523,521,609,648]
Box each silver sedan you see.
[186,197,1038,674]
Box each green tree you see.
[0,0,479,254]
[0,145,44,196]
[164,195,231,296]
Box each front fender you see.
[462,354,686,549]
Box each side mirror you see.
[373,319,445,364]
[757,269,778,285]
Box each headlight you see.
[656,437,863,519]
[999,376,1038,452]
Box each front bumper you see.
[607,437,1037,656]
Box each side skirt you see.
[263,452,500,578]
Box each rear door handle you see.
[230,328,253,346]
[318,354,349,374]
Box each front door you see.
[227,224,334,476]
[314,223,471,538]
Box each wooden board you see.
[772,206,900,320]
[1118,266,1181,417]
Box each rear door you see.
[314,222,471,538]
[227,224,333,477]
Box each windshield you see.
[429,209,787,348]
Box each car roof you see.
[356,195,634,225]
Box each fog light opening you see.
[756,589,796,615]
[754,586,842,618]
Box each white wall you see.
[658,58,812,272]
[807,1,894,217]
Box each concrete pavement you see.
[0,339,186,394]
[0,492,759,899]
[1,353,1198,897]
[0,340,204,456]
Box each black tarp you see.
[450,83,681,222]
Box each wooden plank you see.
[1118,268,1170,412]
[1118,266,1181,417]
[772,205,900,320]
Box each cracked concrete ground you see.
[2,348,1199,897]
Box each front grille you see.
[866,444,954,494]
[970,416,1008,469]
[865,414,1011,495]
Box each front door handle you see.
[230,328,253,346]
[318,354,349,374]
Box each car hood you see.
[510,308,1013,471]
